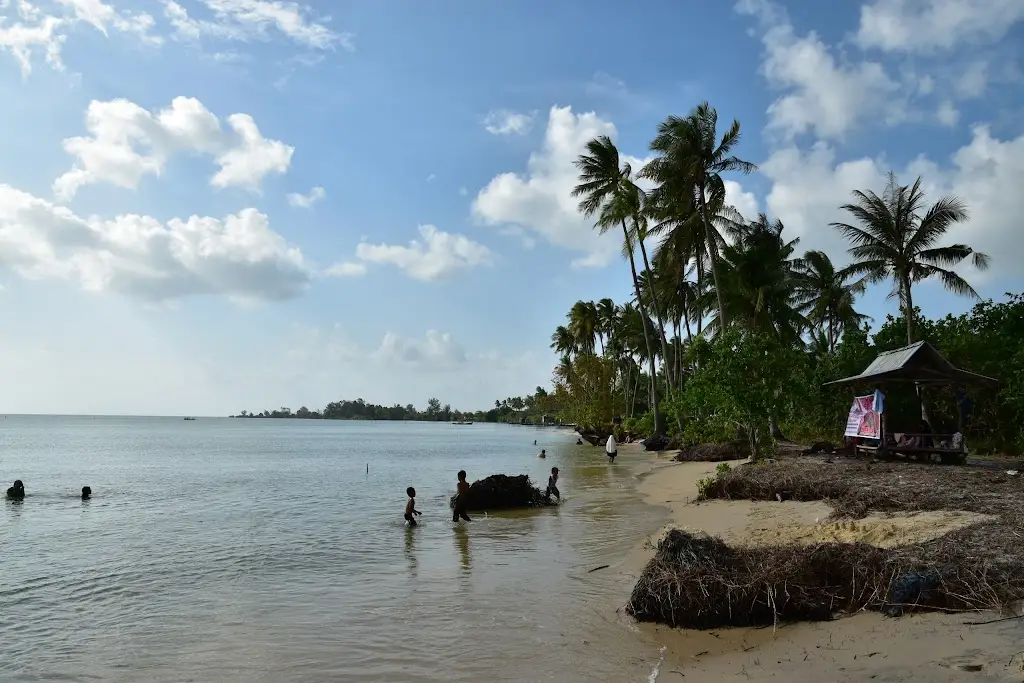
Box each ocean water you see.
[1,416,667,682]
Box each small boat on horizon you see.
[452,421,474,425]
[183,417,196,421]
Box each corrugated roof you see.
[825,341,998,386]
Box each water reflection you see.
[404,525,418,577]
[454,526,470,573]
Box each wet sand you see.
[606,448,1024,682]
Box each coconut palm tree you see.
[831,172,990,346]
[704,214,806,346]
[792,250,869,352]
[550,325,577,359]
[642,102,757,330]
[572,135,665,435]
[595,297,617,356]
[568,300,600,356]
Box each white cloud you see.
[936,100,959,127]
[473,105,650,269]
[736,0,901,141]
[483,109,536,136]
[371,330,467,368]
[955,60,988,99]
[585,71,630,99]
[425,173,437,182]
[287,185,325,208]
[0,0,157,77]
[724,180,760,221]
[0,183,311,301]
[53,96,293,199]
[161,0,352,51]
[210,113,293,190]
[855,0,1024,53]
[56,0,159,41]
[758,125,1024,280]
[324,261,365,277]
[348,224,493,282]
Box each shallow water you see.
[1,416,666,682]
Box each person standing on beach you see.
[606,434,617,462]
[452,471,472,523]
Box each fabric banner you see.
[844,395,880,438]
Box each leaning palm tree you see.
[642,102,757,330]
[572,135,664,435]
[831,172,990,346]
[792,250,869,352]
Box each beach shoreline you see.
[601,446,1024,682]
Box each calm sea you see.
[1,416,668,682]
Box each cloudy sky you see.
[0,0,1021,416]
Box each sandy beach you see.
[609,445,1024,682]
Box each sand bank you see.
[613,453,1024,682]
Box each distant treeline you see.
[230,389,558,425]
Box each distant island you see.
[230,389,563,425]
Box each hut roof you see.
[825,341,997,387]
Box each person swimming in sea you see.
[81,486,92,500]
[545,467,560,502]
[452,470,472,523]
[537,449,546,458]
[6,479,25,500]
[404,487,422,526]
[576,438,583,445]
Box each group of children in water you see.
[6,480,91,500]
[404,441,577,527]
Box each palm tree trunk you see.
[903,275,915,346]
[902,275,931,426]
[622,220,664,436]
[698,186,729,330]
[635,226,675,399]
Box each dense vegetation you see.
[542,100,1022,456]
[230,389,557,425]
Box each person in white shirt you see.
[605,434,617,462]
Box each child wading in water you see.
[452,470,472,523]
[546,467,560,502]
[404,487,422,526]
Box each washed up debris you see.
[674,442,750,463]
[449,474,555,512]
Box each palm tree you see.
[568,300,600,356]
[701,214,806,346]
[550,325,577,358]
[595,297,617,355]
[831,172,990,346]
[792,250,869,352]
[572,136,664,435]
[642,102,757,330]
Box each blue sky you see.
[0,0,1022,415]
